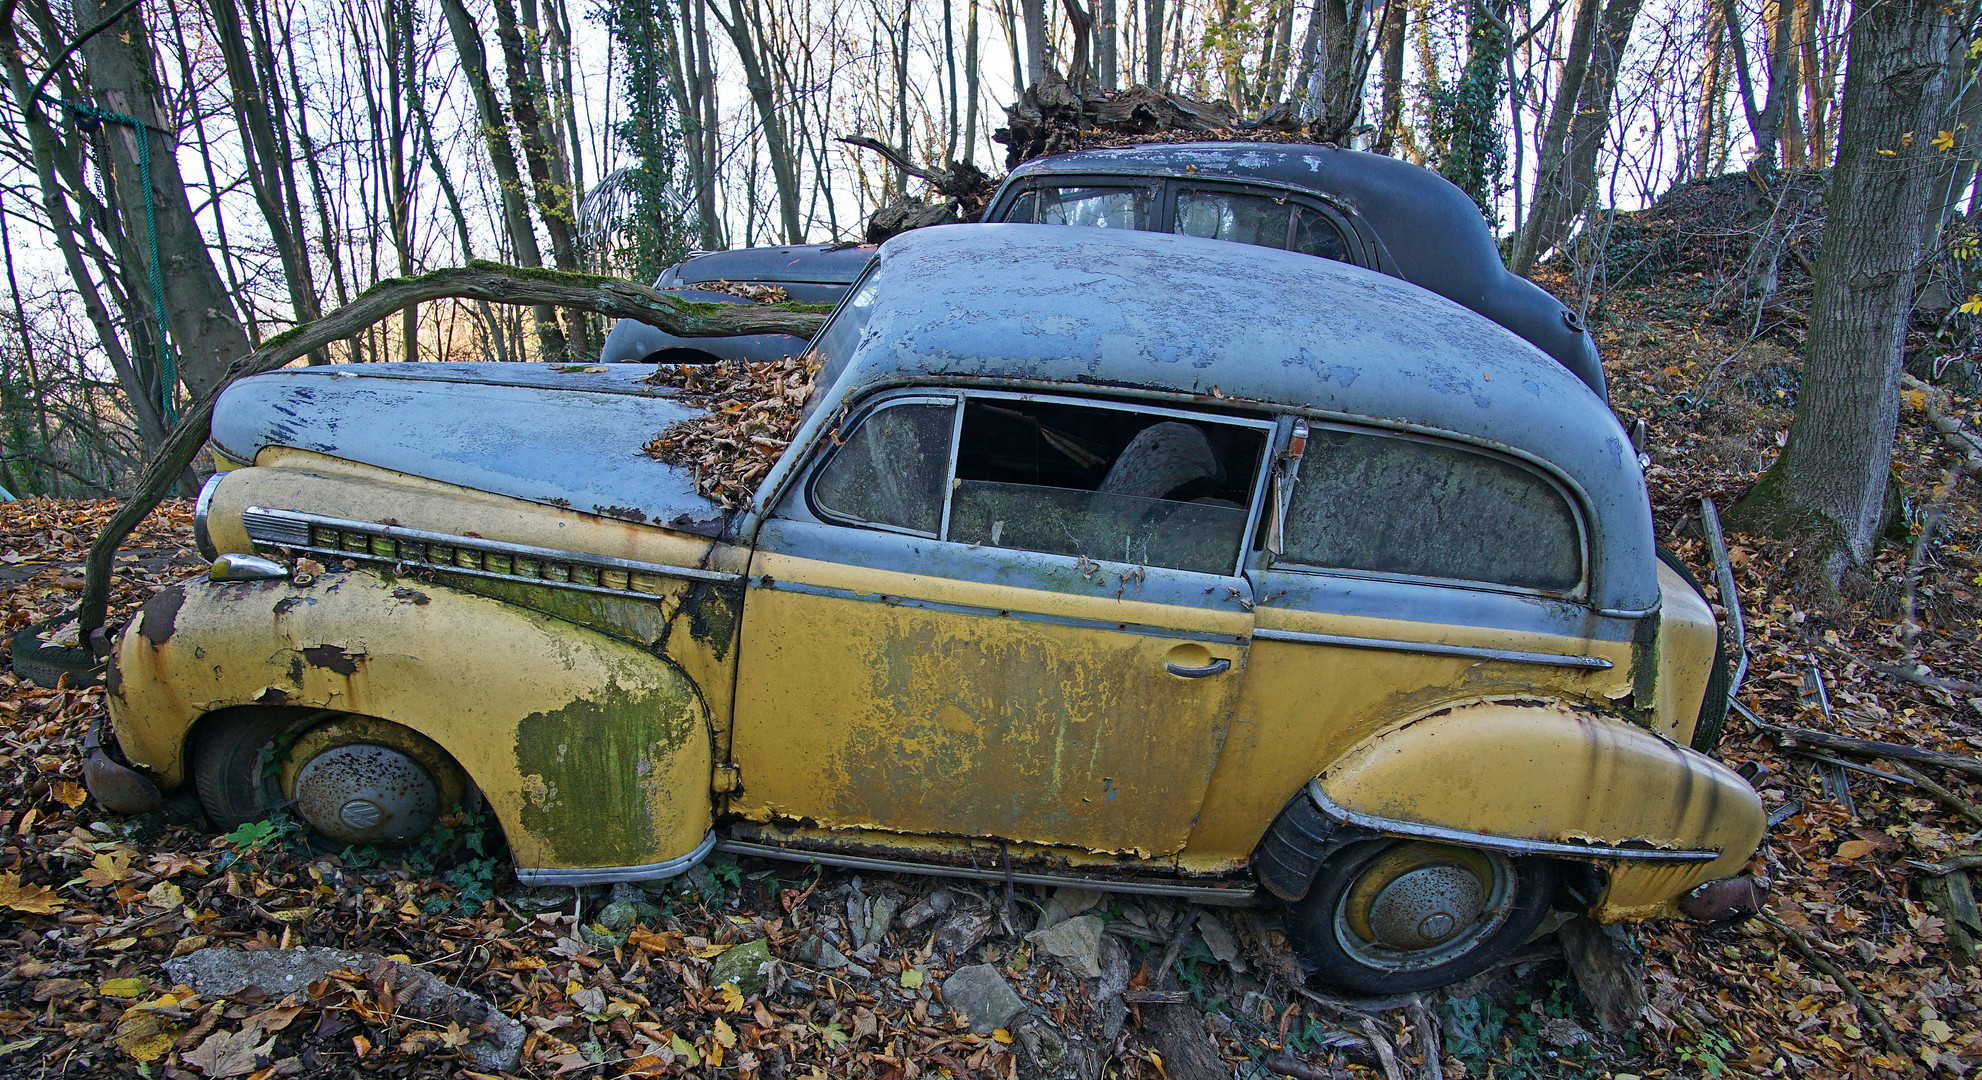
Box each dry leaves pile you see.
[690,281,793,305]
[641,354,822,508]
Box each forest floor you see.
[4,227,1982,1077]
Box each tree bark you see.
[1144,0,1162,86]
[711,0,805,242]
[1508,0,1601,274]
[1022,0,1048,85]
[1693,1,1726,179]
[78,262,831,636]
[1726,0,1959,581]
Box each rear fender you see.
[107,569,713,879]
[1311,700,1764,919]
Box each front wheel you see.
[1287,839,1559,995]
[192,708,468,848]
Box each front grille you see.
[239,507,738,598]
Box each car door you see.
[729,390,1271,858]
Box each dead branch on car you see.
[76,261,829,639]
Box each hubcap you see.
[1335,842,1516,973]
[292,744,439,846]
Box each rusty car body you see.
[96,225,1763,993]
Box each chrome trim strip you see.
[1253,627,1614,670]
[714,839,1257,904]
[243,507,743,586]
[1306,781,1719,864]
[1700,496,1748,698]
[750,577,1248,644]
[193,473,225,560]
[242,507,311,548]
[515,831,717,886]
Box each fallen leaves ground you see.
[7,252,1982,1078]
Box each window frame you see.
[803,388,1279,577]
[1169,181,1362,265]
[1002,179,1165,231]
[1263,420,1593,602]
[991,175,1371,270]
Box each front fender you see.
[107,569,713,878]
[1317,701,1764,919]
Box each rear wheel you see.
[1288,839,1558,995]
[192,709,467,847]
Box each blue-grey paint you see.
[210,363,731,532]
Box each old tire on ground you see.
[1655,547,1732,753]
[9,613,99,689]
[192,708,466,848]
[1288,839,1559,995]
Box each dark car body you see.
[599,243,876,365]
[601,144,1603,399]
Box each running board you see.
[713,839,1258,905]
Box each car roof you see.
[675,243,877,285]
[810,224,1656,613]
[991,142,1604,396]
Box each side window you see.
[947,398,1266,575]
[810,400,956,536]
[1010,185,1154,230]
[1174,189,1351,264]
[1280,429,1582,593]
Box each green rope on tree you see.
[41,93,177,423]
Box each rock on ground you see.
[163,947,524,1073]
[941,963,1026,1034]
[710,939,775,998]
[1027,913,1105,978]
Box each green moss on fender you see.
[514,682,702,865]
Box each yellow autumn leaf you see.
[670,1033,701,1067]
[1961,294,1982,316]
[899,966,925,989]
[1835,839,1879,861]
[1877,148,1898,156]
[0,873,63,914]
[98,978,149,999]
[992,1028,1014,1044]
[716,981,745,1013]
[51,782,86,809]
[80,852,132,888]
[112,1010,175,1062]
[1934,130,1958,152]
[713,1018,737,1048]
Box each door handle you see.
[1166,657,1232,678]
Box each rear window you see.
[1005,186,1154,230]
[1280,429,1583,593]
[1175,190,1350,263]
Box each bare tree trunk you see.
[1022,0,1048,85]
[1694,0,1725,178]
[1144,0,1162,86]
[1509,0,1601,274]
[711,0,805,242]
[1099,0,1118,89]
[494,0,595,359]
[72,0,253,402]
[1727,0,1959,581]
[1372,0,1406,153]
[964,0,981,163]
[438,0,566,358]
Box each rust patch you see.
[390,587,431,606]
[273,597,306,617]
[593,505,649,524]
[136,585,187,647]
[301,644,362,675]
[256,686,292,706]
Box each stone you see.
[1195,912,1245,972]
[899,889,953,930]
[1040,886,1106,929]
[1017,1017,1069,1070]
[1027,913,1105,979]
[504,886,571,915]
[578,923,623,951]
[164,947,524,1073]
[941,964,1025,1034]
[709,939,775,998]
[860,895,900,948]
[596,899,637,934]
[794,934,849,970]
[935,906,996,958]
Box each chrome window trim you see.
[1307,781,1717,864]
[754,577,1249,644]
[241,507,742,588]
[1253,627,1613,670]
[804,394,959,538]
[192,473,226,560]
[1266,419,1592,602]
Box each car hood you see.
[209,363,734,533]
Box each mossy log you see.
[77,262,832,637]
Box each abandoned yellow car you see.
[91,225,1765,993]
